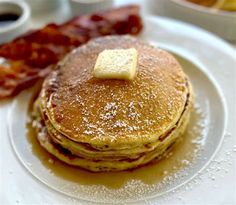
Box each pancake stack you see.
[33,35,193,172]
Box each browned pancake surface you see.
[42,35,189,147]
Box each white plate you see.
[2,16,236,204]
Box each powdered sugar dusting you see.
[44,36,189,145]
[40,104,208,203]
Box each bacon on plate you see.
[0,5,143,99]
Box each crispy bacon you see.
[0,5,143,99]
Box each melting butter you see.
[93,48,138,80]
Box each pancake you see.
[33,90,191,171]
[35,85,192,161]
[33,35,193,172]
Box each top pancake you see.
[40,35,189,148]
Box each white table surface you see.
[0,0,236,204]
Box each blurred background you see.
[0,0,235,43]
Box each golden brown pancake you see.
[33,93,191,171]
[33,35,193,172]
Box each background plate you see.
[2,16,236,204]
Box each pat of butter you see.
[93,48,138,80]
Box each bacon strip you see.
[0,5,143,99]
